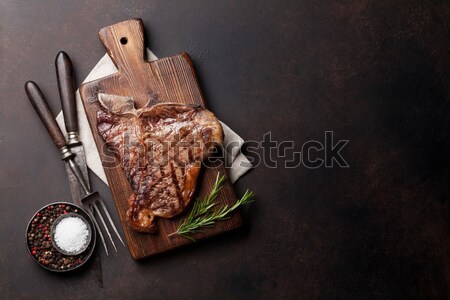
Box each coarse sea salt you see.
[54,216,89,253]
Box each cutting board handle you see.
[98,19,146,73]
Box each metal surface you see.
[67,154,125,251]
[59,145,73,160]
[67,157,90,198]
[82,192,126,249]
[66,131,81,146]
[65,146,89,206]
[92,201,117,252]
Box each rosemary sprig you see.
[168,173,254,241]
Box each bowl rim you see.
[51,212,93,256]
[25,201,97,272]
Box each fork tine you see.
[86,205,109,256]
[93,202,117,252]
[98,198,126,247]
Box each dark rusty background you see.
[1,0,449,299]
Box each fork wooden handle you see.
[25,81,68,150]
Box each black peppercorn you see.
[27,204,91,271]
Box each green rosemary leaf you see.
[168,173,255,240]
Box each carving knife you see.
[55,51,103,288]
[55,51,90,207]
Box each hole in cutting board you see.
[120,37,128,45]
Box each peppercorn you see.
[27,203,91,271]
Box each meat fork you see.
[68,157,126,254]
[25,81,125,255]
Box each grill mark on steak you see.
[169,161,183,209]
[96,93,223,233]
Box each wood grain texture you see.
[79,19,241,260]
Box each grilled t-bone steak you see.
[96,93,223,233]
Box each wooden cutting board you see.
[79,19,242,260]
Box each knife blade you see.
[56,51,103,288]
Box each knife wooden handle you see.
[25,81,68,150]
[56,51,78,133]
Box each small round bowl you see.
[26,202,96,272]
[51,213,92,256]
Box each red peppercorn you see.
[44,227,48,231]
[32,250,37,255]
[37,213,41,217]
[63,211,68,214]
